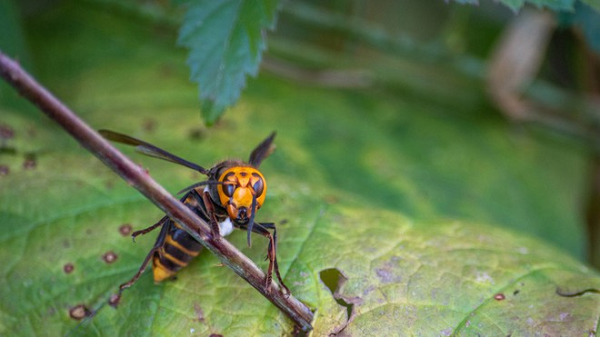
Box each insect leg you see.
[131,215,168,241]
[243,222,290,295]
[114,221,170,304]
[258,222,290,295]
[201,190,222,239]
[131,191,190,241]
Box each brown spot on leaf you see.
[119,224,132,236]
[69,304,91,320]
[109,294,121,308]
[324,194,339,204]
[26,126,37,138]
[102,251,118,264]
[105,180,115,189]
[23,155,36,170]
[158,63,175,78]
[209,334,223,337]
[63,263,74,274]
[143,119,156,132]
[494,293,506,301]
[194,303,205,323]
[0,124,14,140]
[188,127,206,141]
[0,165,9,176]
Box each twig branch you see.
[0,51,313,332]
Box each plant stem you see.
[0,51,313,332]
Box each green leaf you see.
[1,131,599,334]
[1,2,599,335]
[177,0,280,125]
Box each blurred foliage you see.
[1,0,600,335]
[559,1,600,51]
[453,0,600,12]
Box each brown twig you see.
[0,51,313,332]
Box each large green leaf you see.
[1,2,599,336]
[177,0,280,125]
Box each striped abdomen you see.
[152,192,205,282]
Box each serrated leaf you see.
[177,0,280,125]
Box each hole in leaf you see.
[320,268,347,294]
[556,276,600,297]
[557,287,600,297]
[319,268,353,320]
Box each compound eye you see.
[251,173,265,197]
[223,183,235,198]
[220,171,237,198]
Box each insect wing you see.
[249,132,276,168]
[177,180,222,195]
[99,130,208,173]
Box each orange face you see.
[217,167,267,223]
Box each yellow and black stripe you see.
[151,192,205,282]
